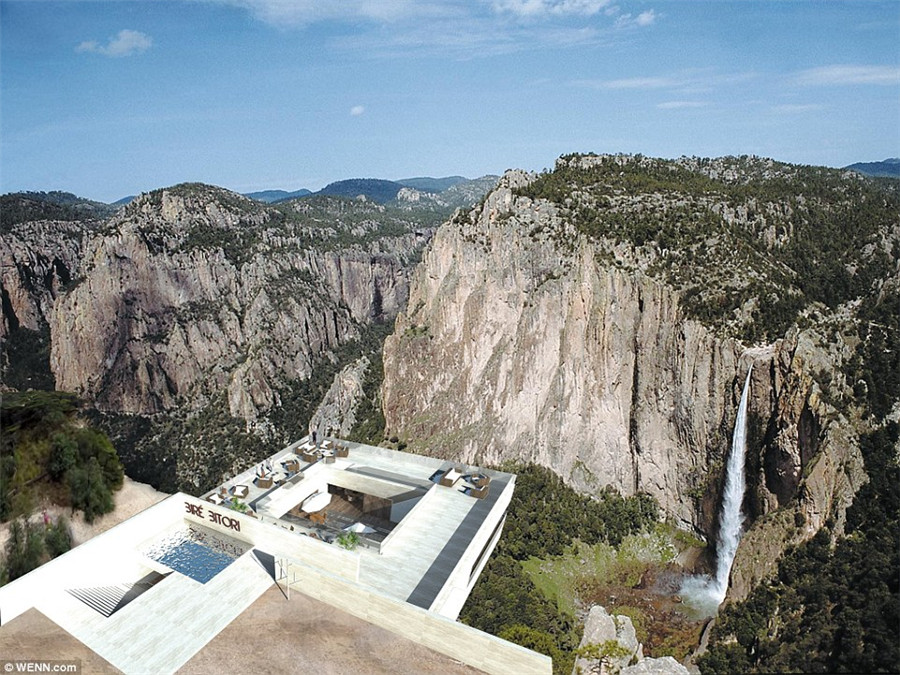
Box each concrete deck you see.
[178,585,480,675]
[40,548,274,673]
[0,439,530,674]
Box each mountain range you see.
[1,155,897,673]
[242,188,313,203]
[844,157,900,177]
[21,175,491,210]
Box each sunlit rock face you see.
[382,162,871,600]
[47,186,418,425]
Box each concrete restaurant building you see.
[0,438,551,674]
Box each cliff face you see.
[49,189,412,425]
[48,187,424,426]
[382,160,886,596]
[384,173,745,529]
[731,326,867,599]
[1,218,97,391]
[3,184,435,492]
[1,219,92,339]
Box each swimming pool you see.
[143,526,247,584]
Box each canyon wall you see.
[382,170,868,597]
[2,185,431,492]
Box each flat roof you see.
[0,589,480,675]
[203,437,515,607]
[179,585,479,674]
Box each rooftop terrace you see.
[200,436,514,612]
[0,438,548,674]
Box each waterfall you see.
[681,365,753,616]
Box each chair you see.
[471,473,492,488]
[257,476,273,489]
[469,484,489,499]
[336,446,349,458]
[440,468,461,487]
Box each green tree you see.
[44,516,72,558]
[67,456,113,523]
[48,433,77,480]
[575,640,632,675]
[2,519,45,583]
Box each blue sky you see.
[2,0,898,202]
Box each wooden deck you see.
[280,493,394,543]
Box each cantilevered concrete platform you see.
[0,439,550,674]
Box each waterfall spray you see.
[681,366,753,616]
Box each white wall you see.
[389,493,422,523]
[282,557,553,675]
[430,476,516,619]
[180,494,359,582]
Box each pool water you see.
[143,527,246,584]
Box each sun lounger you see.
[440,468,461,487]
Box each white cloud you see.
[216,0,444,27]
[772,103,825,113]
[76,29,152,57]
[614,8,658,29]
[203,0,653,56]
[492,0,611,17]
[657,100,706,109]
[582,75,681,89]
[217,0,619,25]
[574,69,756,92]
[350,105,366,116]
[635,9,656,26]
[792,65,900,86]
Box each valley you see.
[1,157,898,674]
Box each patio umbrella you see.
[302,491,332,513]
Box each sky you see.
[1,0,898,202]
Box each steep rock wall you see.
[382,171,863,554]
[48,189,414,429]
[729,327,866,601]
[383,173,750,530]
[1,220,91,339]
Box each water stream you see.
[681,365,753,616]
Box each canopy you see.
[301,491,332,513]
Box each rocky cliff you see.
[382,155,897,599]
[383,173,744,530]
[50,187,414,419]
[2,184,441,492]
[1,214,101,391]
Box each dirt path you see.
[179,586,480,675]
[0,476,169,551]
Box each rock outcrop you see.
[308,356,370,438]
[575,605,689,675]
[1,219,92,339]
[621,657,690,675]
[48,187,416,426]
[2,183,444,492]
[383,171,750,531]
[382,160,883,598]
